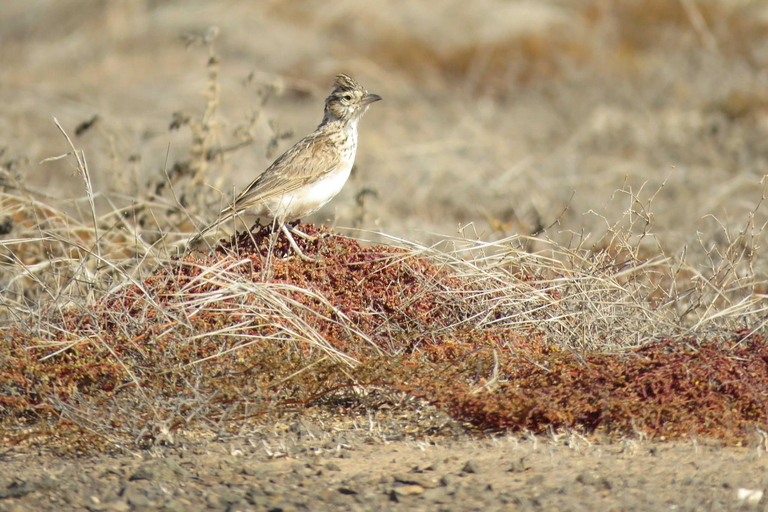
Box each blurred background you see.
[2,0,768,260]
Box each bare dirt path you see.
[2,428,766,511]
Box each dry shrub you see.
[2,214,767,448]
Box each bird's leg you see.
[289,227,317,242]
[281,223,320,262]
[287,221,317,242]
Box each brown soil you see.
[2,423,767,512]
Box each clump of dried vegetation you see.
[2,24,768,452]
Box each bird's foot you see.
[281,224,321,262]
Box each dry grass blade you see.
[43,117,100,261]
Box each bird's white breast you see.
[263,130,357,221]
[285,162,353,219]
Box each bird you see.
[190,73,381,260]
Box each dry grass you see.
[2,206,767,448]
[2,141,767,448]
[2,0,768,451]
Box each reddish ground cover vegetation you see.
[1,225,767,447]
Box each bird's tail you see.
[187,210,237,247]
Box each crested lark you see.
[191,73,381,260]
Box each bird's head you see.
[323,74,381,125]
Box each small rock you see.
[37,473,59,491]
[239,465,267,478]
[219,490,241,506]
[291,465,314,478]
[101,467,124,479]
[0,480,34,499]
[85,501,129,512]
[325,462,341,472]
[498,492,515,504]
[576,473,611,491]
[161,499,186,512]
[245,493,270,508]
[391,484,425,496]
[736,488,764,505]
[109,501,130,512]
[261,483,280,496]
[129,459,191,482]
[461,461,479,474]
[359,492,379,502]
[225,505,254,512]
[394,474,437,488]
[206,493,222,509]
[422,461,440,471]
[125,489,151,509]
[317,488,351,506]
[507,457,530,473]
[422,487,450,503]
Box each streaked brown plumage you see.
[191,74,381,258]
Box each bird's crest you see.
[333,73,361,93]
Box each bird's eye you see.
[342,94,352,101]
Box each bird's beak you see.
[363,93,382,105]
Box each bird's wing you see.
[224,132,343,214]
[189,132,344,246]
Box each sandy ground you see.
[2,422,768,511]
